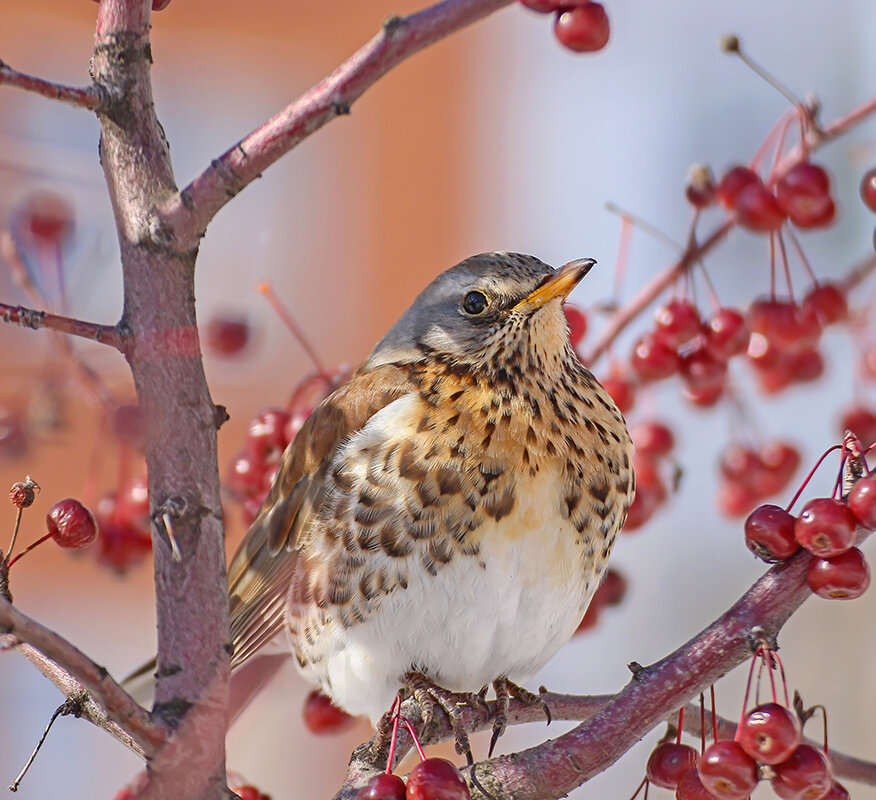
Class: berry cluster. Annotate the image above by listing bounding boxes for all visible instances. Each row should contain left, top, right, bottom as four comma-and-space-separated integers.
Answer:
519, 1, 610, 54
718, 440, 801, 518
639, 653, 848, 800
744, 445, 874, 601
302, 688, 357, 735
356, 758, 469, 800
625, 421, 675, 530
92, 478, 153, 575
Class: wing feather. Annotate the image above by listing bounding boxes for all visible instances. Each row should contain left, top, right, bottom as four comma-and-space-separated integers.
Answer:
227, 363, 412, 669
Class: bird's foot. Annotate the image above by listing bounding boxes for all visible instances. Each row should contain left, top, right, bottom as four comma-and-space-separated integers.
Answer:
489, 677, 552, 756
403, 671, 489, 764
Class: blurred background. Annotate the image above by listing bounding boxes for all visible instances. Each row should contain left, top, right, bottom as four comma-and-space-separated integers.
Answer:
1, 1, 876, 798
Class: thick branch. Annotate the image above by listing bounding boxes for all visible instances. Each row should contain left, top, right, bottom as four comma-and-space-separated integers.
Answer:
0, 595, 168, 757
0, 301, 123, 350
0, 59, 103, 109
158, 0, 513, 250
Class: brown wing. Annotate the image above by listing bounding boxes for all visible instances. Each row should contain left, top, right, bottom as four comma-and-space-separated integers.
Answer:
226, 363, 412, 669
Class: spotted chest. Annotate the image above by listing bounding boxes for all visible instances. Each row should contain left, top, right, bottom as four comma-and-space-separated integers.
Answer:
286, 357, 634, 716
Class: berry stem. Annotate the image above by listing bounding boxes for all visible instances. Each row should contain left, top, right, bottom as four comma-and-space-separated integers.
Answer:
676, 707, 684, 744
776, 231, 795, 301
723, 36, 803, 111
385, 694, 403, 772
785, 444, 843, 513
627, 776, 648, 800
398, 715, 427, 761
785, 228, 819, 284
6, 532, 52, 568
699, 693, 706, 753
7, 507, 23, 562
769, 232, 778, 300
711, 685, 718, 744
257, 281, 326, 373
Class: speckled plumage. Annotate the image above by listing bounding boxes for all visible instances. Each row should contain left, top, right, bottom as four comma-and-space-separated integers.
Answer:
226, 252, 634, 721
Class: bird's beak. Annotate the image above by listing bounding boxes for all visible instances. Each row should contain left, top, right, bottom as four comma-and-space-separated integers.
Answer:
513, 258, 596, 311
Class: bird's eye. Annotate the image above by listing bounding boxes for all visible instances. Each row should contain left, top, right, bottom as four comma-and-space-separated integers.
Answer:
462, 290, 490, 316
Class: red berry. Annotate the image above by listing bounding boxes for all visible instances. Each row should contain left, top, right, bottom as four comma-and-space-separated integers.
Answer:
772, 744, 833, 800
356, 773, 407, 800
860, 167, 876, 213
654, 300, 702, 350
9, 477, 38, 509
758, 441, 801, 495
683, 383, 724, 408
748, 299, 822, 355
794, 498, 857, 558
233, 787, 271, 800
734, 182, 786, 232
840, 406, 876, 448
705, 308, 749, 361
594, 567, 627, 607
786, 349, 824, 384
153, 0, 172, 9
93, 493, 152, 574
302, 689, 356, 735
802, 284, 847, 326
575, 600, 601, 633
820, 783, 850, 800
849, 474, 876, 529
789, 198, 836, 230
205, 313, 251, 357
631, 333, 680, 381
17, 191, 75, 246
646, 742, 699, 789
246, 408, 292, 462
697, 740, 758, 800
807, 547, 871, 599
745, 504, 799, 562
686, 164, 716, 209
738, 702, 801, 764
679, 347, 727, 392
719, 480, 760, 518
601, 374, 635, 415
775, 163, 833, 225
720, 444, 760, 485
553, 3, 610, 53
623, 455, 667, 531
47, 498, 98, 549
676, 768, 716, 800
564, 304, 588, 347
227, 450, 268, 499
519, 0, 561, 12
630, 421, 675, 458
405, 758, 470, 800
717, 166, 761, 210
116, 476, 151, 533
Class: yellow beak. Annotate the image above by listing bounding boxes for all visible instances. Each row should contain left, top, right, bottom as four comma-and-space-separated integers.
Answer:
513, 258, 595, 311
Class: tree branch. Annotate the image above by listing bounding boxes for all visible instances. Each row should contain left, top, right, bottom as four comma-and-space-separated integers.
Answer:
0, 595, 169, 757
0, 301, 123, 350
0, 59, 103, 110
157, 0, 513, 251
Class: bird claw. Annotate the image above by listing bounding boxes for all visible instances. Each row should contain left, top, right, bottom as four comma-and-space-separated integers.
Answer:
404, 672, 487, 764
489, 677, 552, 757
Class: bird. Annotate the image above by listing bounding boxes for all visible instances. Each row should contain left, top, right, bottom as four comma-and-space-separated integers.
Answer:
225, 251, 635, 751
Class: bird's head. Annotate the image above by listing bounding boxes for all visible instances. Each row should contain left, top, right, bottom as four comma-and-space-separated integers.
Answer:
365, 252, 595, 374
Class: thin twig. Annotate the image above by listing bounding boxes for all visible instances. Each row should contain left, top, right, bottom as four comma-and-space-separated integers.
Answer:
9, 698, 77, 791
0, 60, 103, 110
0, 595, 168, 757
0, 301, 122, 350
